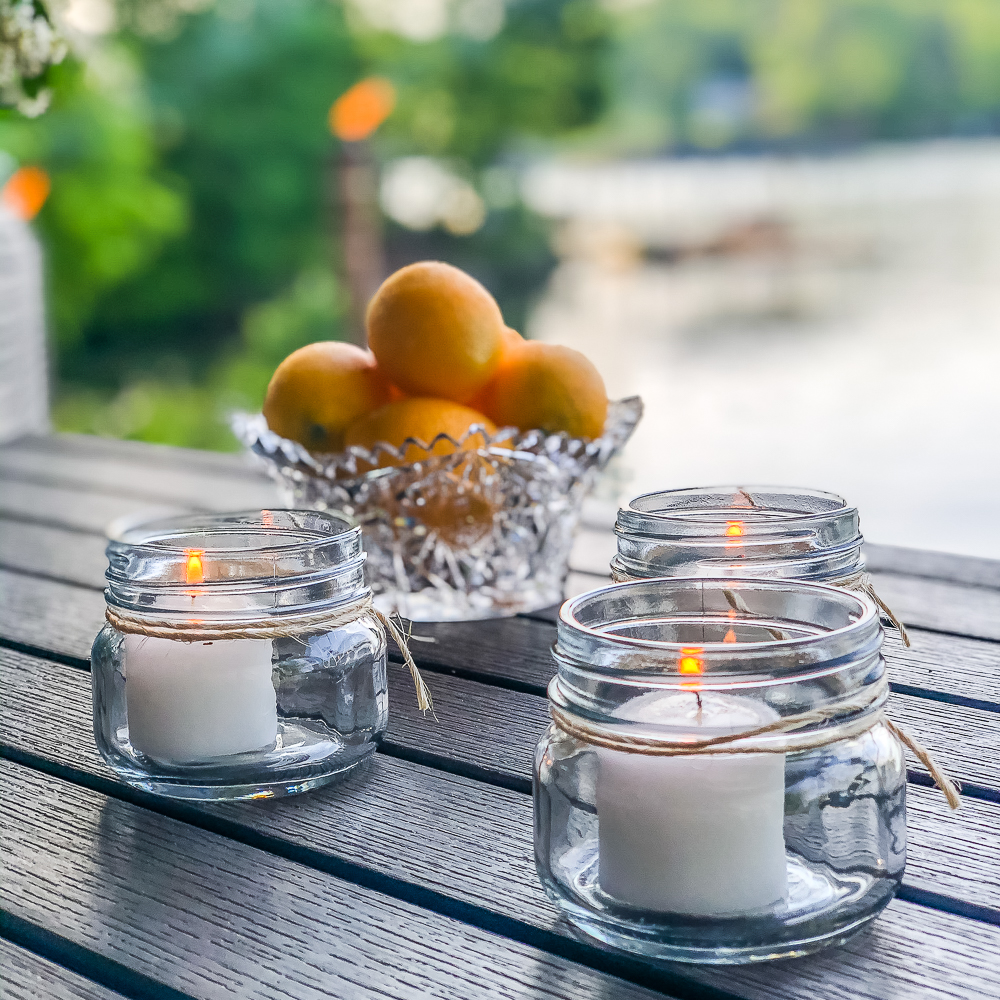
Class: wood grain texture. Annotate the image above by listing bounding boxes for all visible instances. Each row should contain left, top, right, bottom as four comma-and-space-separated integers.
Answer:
399, 616, 1000, 711
10, 455, 1000, 653
865, 542, 1000, 590
2, 647, 998, 915
0, 521, 108, 590
0, 569, 106, 661
0, 939, 128, 1000
869, 571, 1000, 643
3, 649, 1000, 1000
1, 566, 997, 797
0, 477, 185, 536
10, 432, 270, 477
2, 760, 672, 1000
0, 441, 279, 512
692, 904, 1000, 1000
885, 629, 1000, 708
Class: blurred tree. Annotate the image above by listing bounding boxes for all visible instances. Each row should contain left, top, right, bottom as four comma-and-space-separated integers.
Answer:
0, 55, 187, 348
10, 0, 1000, 450
603, 0, 1000, 153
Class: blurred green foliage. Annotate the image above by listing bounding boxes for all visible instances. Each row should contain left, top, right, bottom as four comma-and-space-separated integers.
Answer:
604, 0, 1000, 151
3, 0, 1000, 450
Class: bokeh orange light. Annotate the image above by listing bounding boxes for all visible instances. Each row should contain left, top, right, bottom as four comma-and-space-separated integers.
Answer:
2, 166, 51, 220
330, 77, 396, 141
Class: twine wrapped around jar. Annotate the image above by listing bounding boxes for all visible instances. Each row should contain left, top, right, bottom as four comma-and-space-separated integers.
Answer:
106, 596, 434, 713
550, 677, 960, 809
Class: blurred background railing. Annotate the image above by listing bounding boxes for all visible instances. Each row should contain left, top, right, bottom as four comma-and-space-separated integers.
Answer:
2, 0, 998, 555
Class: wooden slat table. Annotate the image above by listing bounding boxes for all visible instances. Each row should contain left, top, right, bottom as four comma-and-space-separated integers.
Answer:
2, 433, 998, 1000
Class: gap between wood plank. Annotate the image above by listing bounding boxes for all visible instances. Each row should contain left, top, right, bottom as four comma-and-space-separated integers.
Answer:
0, 912, 197, 1000
6, 646, 1000, 999
0, 748, 738, 1000
0, 563, 105, 593
4, 738, 998, 1000
4, 650, 999, 927
3, 634, 998, 804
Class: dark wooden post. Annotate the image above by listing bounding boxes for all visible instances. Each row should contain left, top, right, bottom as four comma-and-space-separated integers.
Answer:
336, 141, 384, 347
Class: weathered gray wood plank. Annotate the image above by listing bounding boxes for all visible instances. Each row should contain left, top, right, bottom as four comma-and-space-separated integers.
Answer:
1, 567, 998, 796
2, 647, 997, 915
0, 939, 128, 1000
2, 759, 674, 1000
0, 441, 279, 511
868, 570, 1000, 643
3, 650, 999, 1000
0, 521, 108, 590
865, 542, 1000, 590
0, 569, 105, 661
0, 477, 185, 536
691, 904, 1000, 1000
7, 437, 1000, 643
9, 432, 266, 477
9, 565, 994, 722
18, 434, 1000, 589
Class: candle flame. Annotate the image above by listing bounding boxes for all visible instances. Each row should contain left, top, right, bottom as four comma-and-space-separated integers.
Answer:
724, 628, 737, 643
725, 520, 744, 537
185, 549, 205, 586
678, 647, 703, 675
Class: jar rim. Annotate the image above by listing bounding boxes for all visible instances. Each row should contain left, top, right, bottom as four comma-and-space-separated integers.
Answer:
108, 508, 358, 557
621, 485, 853, 527
558, 576, 877, 654
104, 510, 367, 609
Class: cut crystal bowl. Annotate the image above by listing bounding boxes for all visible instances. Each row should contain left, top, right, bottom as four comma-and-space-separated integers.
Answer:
233, 397, 642, 620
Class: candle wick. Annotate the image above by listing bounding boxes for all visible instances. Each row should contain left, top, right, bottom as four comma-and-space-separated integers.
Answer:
694, 690, 703, 722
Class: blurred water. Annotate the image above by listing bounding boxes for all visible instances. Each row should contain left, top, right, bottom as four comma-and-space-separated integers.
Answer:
525, 140, 1000, 559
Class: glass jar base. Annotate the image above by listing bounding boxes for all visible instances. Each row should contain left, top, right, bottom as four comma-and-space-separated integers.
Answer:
101, 745, 378, 801
541, 846, 900, 965
560, 904, 879, 964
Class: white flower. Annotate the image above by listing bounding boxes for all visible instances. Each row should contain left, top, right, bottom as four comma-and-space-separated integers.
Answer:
0, 0, 69, 116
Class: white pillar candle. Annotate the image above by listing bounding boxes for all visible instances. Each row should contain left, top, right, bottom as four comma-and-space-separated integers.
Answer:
124, 635, 278, 764
597, 689, 787, 916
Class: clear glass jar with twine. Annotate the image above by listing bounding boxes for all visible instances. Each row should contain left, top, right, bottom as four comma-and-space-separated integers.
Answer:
611, 485, 910, 645
92, 509, 431, 801
534, 577, 958, 965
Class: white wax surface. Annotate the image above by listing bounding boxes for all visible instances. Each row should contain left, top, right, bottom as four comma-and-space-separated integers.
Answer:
597, 690, 787, 916
124, 635, 278, 764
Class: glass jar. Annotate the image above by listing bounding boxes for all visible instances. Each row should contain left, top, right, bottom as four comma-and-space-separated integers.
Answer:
612, 486, 864, 585
92, 510, 387, 800
534, 577, 905, 964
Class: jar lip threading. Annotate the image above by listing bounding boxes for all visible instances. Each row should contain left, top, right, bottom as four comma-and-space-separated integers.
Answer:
103, 509, 368, 613
620, 485, 854, 527
558, 576, 879, 654
107, 508, 359, 559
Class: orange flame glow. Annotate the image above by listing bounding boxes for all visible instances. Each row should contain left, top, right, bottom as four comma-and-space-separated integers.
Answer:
330, 77, 396, 141
185, 549, 205, 586
261, 509, 274, 528
2, 166, 50, 220
678, 647, 704, 675
724, 628, 737, 643
725, 520, 744, 537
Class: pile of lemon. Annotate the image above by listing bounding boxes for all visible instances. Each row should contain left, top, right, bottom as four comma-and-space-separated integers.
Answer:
263, 261, 608, 468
